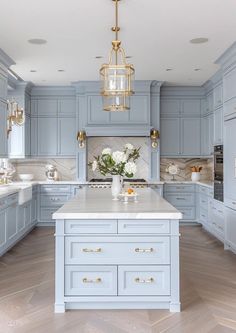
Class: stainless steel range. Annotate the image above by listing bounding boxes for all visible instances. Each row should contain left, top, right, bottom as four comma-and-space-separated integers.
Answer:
88, 178, 148, 189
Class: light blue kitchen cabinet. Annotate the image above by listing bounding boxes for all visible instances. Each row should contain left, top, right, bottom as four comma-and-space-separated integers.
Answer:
224, 117, 236, 203
0, 73, 7, 101
206, 91, 214, 114
224, 97, 236, 121
0, 209, 6, 248
129, 95, 150, 124
87, 95, 109, 125
59, 98, 76, 117
30, 117, 38, 156
0, 100, 8, 158
201, 113, 214, 156
223, 65, 236, 102
181, 118, 201, 156
213, 107, 223, 145
182, 99, 201, 116
6, 201, 17, 241
37, 117, 58, 156
160, 118, 180, 156
213, 83, 223, 109
160, 99, 181, 116
225, 207, 236, 253
37, 99, 58, 116
58, 118, 76, 156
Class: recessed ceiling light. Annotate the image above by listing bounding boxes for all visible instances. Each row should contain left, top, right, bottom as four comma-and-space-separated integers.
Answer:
58, 69, 65, 72
194, 68, 201, 71
190, 37, 208, 44
28, 38, 47, 45
30, 70, 37, 73
95, 56, 103, 59
166, 68, 173, 71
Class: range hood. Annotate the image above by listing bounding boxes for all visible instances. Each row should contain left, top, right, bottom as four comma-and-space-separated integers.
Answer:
73, 80, 162, 137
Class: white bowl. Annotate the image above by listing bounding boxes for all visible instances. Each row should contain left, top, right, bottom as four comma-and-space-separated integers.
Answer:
19, 174, 34, 181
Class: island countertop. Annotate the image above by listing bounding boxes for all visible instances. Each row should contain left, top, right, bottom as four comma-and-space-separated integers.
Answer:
53, 187, 182, 220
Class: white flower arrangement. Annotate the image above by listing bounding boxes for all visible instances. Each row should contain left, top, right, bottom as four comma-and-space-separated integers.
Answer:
88, 143, 140, 178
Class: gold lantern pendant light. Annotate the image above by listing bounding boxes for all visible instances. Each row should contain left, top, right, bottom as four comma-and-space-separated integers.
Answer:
100, 0, 135, 112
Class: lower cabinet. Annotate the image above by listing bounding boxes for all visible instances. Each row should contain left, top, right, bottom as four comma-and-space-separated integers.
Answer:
0, 188, 38, 256
225, 206, 236, 253
164, 184, 196, 222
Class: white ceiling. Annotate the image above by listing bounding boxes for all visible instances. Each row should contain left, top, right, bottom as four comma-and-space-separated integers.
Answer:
1, 0, 236, 86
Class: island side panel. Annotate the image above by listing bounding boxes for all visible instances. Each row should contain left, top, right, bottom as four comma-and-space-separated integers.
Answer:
55, 219, 65, 313
170, 219, 181, 312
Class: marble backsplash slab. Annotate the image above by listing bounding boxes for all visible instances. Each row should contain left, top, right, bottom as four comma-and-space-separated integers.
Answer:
12, 159, 76, 181
160, 158, 213, 181
11, 156, 213, 182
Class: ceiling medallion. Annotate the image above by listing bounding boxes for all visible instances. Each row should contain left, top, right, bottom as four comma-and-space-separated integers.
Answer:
100, 0, 135, 112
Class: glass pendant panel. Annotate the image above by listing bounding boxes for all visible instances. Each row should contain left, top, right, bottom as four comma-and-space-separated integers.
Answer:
102, 94, 130, 112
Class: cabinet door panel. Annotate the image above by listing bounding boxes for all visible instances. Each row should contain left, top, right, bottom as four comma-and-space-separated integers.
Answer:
37, 99, 57, 116
224, 66, 236, 102
213, 107, 223, 145
0, 100, 7, 157
59, 99, 76, 117
213, 83, 223, 109
182, 100, 201, 116
225, 207, 236, 250
160, 118, 180, 156
0, 210, 6, 247
161, 100, 180, 116
37, 118, 57, 156
58, 118, 76, 156
0, 74, 7, 101
17, 205, 25, 232
129, 95, 150, 124
7, 204, 17, 240
87, 95, 109, 124
30, 117, 38, 156
224, 118, 236, 202
182, 118, 201, 156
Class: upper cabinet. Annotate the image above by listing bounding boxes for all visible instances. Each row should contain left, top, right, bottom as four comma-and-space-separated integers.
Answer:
223, 65, 236, 103
0, 49, 15, 158
30, 87, 76, 157
160, 87, 204, 157
213, 83, 223, 109
74, 81, 161, 136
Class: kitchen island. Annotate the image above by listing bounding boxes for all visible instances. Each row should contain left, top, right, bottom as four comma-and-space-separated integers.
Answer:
53, 188, 182, 313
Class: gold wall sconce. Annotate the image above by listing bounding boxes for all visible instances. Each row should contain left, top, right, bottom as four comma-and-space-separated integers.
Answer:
77, 131, 86, 148
7, 99, 25, 138
150, 129, 160, 148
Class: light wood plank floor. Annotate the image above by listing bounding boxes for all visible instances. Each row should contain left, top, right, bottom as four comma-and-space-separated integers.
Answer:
0, 226, 236, 333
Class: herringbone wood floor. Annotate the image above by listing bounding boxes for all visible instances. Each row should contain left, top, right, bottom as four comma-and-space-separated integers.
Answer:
0, 226, 236, 333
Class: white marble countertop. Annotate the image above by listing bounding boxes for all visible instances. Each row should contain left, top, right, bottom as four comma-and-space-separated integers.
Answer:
53, 188, 183, 220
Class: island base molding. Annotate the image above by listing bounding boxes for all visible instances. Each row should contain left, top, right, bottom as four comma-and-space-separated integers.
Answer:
55, 298, 180, 312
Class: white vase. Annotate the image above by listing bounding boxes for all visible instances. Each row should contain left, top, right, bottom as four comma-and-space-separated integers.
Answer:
191, 172, 201, 182
111, 175, 122, 200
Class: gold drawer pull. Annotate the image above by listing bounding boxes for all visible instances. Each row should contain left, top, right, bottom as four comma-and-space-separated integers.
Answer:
82, 248, 102, 253
82, 277, 102, 283
135, 248, 154, 253
135, 277, 154, 284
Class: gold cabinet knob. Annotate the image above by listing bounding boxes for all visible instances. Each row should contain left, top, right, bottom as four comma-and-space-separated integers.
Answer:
134, 277, 154, 283
135, 248, 154, 253
82, 278, 102, 283
82, 248, 102, 253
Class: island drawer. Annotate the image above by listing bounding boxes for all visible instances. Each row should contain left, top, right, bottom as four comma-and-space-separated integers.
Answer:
164, 184, 195, 193
118, 265, 170, 296
65, 265, 117, 296
65, 236, 170, 265
65, 219, 117, 234
118, 219, 170, 234
164, 193, 195, 206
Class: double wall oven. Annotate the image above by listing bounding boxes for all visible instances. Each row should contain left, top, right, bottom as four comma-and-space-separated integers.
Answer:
214, 145, 224, 202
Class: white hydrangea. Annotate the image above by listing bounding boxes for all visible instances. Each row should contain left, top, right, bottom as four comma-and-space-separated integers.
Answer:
92, 160, 97, 172
112, 151, 127, 164
125, 143, 134, 150
102, 148, 112, 155
124, 162, 137, 175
